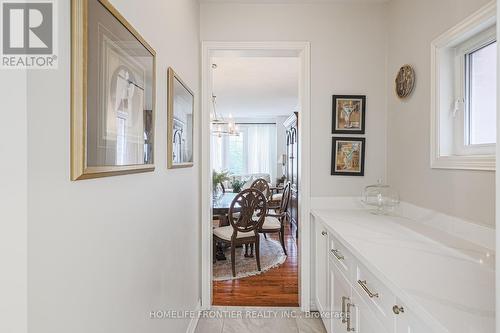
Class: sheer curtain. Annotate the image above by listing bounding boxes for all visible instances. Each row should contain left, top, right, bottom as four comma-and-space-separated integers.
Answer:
211, 124, 277, 181
246, 125, 276, 180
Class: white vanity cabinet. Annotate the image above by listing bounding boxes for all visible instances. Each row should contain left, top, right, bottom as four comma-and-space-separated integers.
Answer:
313, 218, 432, 333
314, 221, 329, 315
350, 289, 388, 333
393, 299, 432, 333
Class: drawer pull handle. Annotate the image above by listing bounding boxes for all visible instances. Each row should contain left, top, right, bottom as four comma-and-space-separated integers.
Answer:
341, 296, 349, 323
331, 249, 345, 261
357, 280, 379, 298
321, 231, 327, 236
393, 305, 404, 315
346, 301, 355, 332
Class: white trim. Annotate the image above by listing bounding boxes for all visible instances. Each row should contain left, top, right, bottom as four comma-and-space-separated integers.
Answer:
200, 41, 312, 311
430, 1, 496, 171
185, 300, 201, 333
431, 154, 495, 171
495, 2, 500, 330
455, 27, 496, 155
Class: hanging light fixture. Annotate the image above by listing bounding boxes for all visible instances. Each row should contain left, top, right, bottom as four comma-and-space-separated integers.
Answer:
210, 64, 240, 137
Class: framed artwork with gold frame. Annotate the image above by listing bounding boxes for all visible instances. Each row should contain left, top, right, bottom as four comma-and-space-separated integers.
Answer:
71, 0, 156, 180
167, 67, 194, 169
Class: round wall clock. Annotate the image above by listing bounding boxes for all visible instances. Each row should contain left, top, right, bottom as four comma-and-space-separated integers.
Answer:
395, 65, 415, 99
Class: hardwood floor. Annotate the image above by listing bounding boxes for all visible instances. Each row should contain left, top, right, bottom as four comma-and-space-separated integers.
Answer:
212, 223, 299, 307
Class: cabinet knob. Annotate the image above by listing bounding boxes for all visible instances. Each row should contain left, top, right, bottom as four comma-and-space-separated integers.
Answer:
392, 305, 404, 315
321, 231, 327, 236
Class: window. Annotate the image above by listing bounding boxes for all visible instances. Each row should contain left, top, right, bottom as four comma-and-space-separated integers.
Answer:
454, 27, 497, 156
431, 3, 496, 171
467, 41, 497, 146
226, 134, 244, 175
211, 124, 277, 180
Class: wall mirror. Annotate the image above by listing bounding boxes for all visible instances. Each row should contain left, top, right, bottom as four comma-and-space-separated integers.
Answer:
167, 67, 194, 169
71, 0, 156, 180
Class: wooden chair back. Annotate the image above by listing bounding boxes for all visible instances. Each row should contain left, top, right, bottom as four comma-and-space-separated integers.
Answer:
278, 182, 292, 214
228, 188, 267, 234
250, 178, 271, 201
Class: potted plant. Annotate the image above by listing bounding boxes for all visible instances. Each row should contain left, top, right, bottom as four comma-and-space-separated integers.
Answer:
212, 170, 230, 196
231, 179, 245, 193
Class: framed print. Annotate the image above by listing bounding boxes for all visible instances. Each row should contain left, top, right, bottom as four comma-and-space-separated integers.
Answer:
167, 67, 194, 169
71, 0, 156, 180
331, 137, 365, 176
332, 95, 366, 134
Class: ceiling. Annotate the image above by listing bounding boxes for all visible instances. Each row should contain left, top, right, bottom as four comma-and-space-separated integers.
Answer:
200, 0, 388, 3
212, 57, 299, 118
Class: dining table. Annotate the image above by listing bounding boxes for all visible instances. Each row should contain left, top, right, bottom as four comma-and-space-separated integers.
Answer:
212, 192, 237, 228
212, 192, 237, 261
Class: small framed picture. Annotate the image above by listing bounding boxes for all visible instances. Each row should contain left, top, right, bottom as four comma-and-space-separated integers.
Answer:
331, 137, 365, 176
332, 95, 366, 134
167, 67, 194, 169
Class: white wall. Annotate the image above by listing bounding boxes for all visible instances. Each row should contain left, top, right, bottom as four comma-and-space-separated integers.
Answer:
201, 2, 389, 197
386, 0, 495, 227
0, 70, 27, 333
27, 1, 200, 333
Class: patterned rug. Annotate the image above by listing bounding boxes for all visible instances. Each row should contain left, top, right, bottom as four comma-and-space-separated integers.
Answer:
213, 235, 287, 281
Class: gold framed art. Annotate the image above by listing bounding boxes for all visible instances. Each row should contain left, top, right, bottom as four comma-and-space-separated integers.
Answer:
167, 67, 194, 169
71, 0, 156, 180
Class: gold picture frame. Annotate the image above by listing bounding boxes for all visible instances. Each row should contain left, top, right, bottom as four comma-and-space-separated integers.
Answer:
167, 67, 194, 169
71, 0, 156, 180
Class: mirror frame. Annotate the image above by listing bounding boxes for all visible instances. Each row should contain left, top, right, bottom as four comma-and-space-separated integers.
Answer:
71, 0, 156, 180
167, 67, 195, 169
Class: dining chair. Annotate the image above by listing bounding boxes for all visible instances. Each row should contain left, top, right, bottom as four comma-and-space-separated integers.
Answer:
259, 182, 291, 255
213, 188, 267, 277
250, 178, 272, 202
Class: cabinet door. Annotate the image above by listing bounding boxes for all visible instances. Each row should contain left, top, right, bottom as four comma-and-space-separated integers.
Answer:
314, 222, 329, 314
330, 263, 351, 333
350, 290, 389, 333
394, 302, 432, 333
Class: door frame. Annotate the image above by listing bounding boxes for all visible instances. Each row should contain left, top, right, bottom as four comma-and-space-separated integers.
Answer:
200, 41, 311, 311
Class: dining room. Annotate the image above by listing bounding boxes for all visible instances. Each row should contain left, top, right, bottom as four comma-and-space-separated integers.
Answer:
209, 55, 301, 306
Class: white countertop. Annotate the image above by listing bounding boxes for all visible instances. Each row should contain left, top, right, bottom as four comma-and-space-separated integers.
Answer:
311, 208, 495, 333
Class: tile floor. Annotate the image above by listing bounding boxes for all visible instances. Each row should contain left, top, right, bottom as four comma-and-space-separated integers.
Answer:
194, 309, 326, 333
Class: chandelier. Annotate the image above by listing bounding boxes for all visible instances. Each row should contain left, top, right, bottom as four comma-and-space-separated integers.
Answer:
211, 94, 239, 137
210, 64, 240, 137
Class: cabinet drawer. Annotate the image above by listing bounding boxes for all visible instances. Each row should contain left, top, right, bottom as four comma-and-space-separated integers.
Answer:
355, 262, 396, 332
328, 236, 352, 277
394, 298, 433, 333
350, 288, 390, 333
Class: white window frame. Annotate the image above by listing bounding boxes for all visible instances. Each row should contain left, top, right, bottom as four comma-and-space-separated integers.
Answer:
431, 1, 496, 171
454, 27, 496, 156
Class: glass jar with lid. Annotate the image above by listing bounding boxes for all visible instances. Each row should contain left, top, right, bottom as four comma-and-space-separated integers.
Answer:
361, 180, 400, 215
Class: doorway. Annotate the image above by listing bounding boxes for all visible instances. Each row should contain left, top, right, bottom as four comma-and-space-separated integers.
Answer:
200, 42, 311, 310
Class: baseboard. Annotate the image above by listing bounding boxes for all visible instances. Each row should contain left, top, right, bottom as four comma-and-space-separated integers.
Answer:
186, 299, 201, 333
309, 301, 318, 312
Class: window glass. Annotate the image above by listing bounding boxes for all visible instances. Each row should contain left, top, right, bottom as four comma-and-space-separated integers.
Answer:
468, 41, 497, 145
226, 134, 244, 175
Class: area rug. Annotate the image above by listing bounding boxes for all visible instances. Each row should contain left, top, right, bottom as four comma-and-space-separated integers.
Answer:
213, 236, 287, 281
